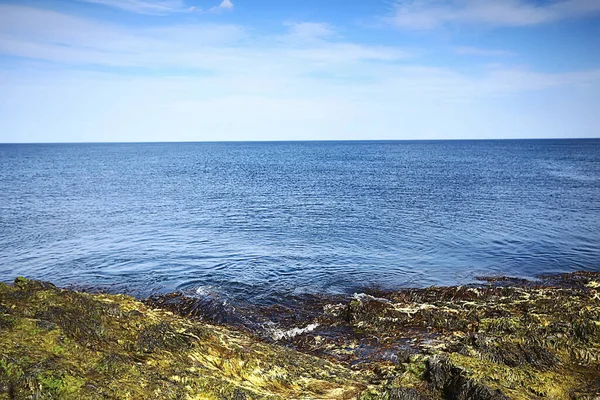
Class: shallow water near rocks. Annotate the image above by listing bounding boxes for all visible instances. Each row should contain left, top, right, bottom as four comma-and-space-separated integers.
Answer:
1, 140, 599, 308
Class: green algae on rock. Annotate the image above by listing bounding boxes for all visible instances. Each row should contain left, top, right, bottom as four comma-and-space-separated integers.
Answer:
1, 272, 600, 399
0, 278, 366, 399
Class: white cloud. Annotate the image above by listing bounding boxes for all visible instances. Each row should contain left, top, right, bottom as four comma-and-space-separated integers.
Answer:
390, 0, 600, 29
5, 4, 595, 93
0, 4, 599, 142
211, 0, 234, 12
0, 5, 406, 71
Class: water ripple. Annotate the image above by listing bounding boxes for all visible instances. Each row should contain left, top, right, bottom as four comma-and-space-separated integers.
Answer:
0, 140, 599, 305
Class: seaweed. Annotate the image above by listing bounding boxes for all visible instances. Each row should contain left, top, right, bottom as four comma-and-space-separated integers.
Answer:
0, 278, 366, 399
1, 272, 599, 399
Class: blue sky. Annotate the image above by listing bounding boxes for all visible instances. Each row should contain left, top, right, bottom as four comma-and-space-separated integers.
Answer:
1, 0, 599, 142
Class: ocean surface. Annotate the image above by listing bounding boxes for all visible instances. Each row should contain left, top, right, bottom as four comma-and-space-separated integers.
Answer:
1, 140, 599, 306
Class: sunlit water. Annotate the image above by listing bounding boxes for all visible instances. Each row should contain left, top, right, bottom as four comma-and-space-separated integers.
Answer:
1, 140, 599, 306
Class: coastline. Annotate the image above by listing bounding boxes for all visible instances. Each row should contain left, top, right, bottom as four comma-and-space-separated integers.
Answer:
1, 271, 599, 399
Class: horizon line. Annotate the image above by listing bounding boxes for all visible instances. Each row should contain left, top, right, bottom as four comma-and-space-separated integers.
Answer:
1, 137, 599, 145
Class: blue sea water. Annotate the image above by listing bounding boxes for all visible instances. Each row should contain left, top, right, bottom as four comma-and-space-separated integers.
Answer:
0, 140, 599, 305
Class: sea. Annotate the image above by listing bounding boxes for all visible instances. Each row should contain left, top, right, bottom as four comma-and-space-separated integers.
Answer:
1, 140, 599, 307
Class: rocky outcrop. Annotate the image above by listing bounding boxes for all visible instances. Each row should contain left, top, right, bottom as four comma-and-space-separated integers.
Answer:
1, 271, 600, 399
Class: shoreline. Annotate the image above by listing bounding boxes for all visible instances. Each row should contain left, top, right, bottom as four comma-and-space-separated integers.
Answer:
1, 271, 599, 399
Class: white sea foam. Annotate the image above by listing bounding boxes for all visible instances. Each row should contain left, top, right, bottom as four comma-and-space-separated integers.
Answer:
352, 293, 391, 303
269, 323, 319, 341
195, 286, 216, 296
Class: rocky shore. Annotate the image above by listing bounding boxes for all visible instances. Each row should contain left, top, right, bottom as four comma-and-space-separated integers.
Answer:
1, 271, 599, 399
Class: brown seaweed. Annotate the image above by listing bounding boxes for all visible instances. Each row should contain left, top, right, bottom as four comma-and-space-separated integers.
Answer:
1, 271, 599, 399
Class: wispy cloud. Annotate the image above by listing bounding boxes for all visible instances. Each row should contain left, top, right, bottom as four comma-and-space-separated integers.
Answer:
1, 4, 597, 94
1, 4, 599, 141
283, 22, 337, 42
0, 5, 406, 71
390, 0, 600, 30
76, 0, 193, 15
211, 0, 234, 12
454, 46, 514, 57
77, 0, 232, 15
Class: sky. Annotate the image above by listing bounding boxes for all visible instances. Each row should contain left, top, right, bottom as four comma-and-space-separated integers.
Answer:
0, 0, 599, 142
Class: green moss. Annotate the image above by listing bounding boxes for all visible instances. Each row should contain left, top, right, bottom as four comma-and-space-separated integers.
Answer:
35, 373, 85, 398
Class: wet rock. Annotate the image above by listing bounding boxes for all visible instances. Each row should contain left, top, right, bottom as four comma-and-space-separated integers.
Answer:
387, 387, 431, 400
475, 276, 532, 286
35, 319, 58, 331
459, 333, 559, 370
13, 276, 56, 292
228, 388, 248, 400
33, 294, 119, 346
137, 322, 194, 353
425, 356, 510, 400
0, 314, 15, 330
146, 291, 243, 325
345, 296, 395, 325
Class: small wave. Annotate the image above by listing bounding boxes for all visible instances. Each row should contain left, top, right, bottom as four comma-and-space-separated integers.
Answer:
352, 293, 391, 303
195, 285, 217, 296
267, 323, 320, 341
